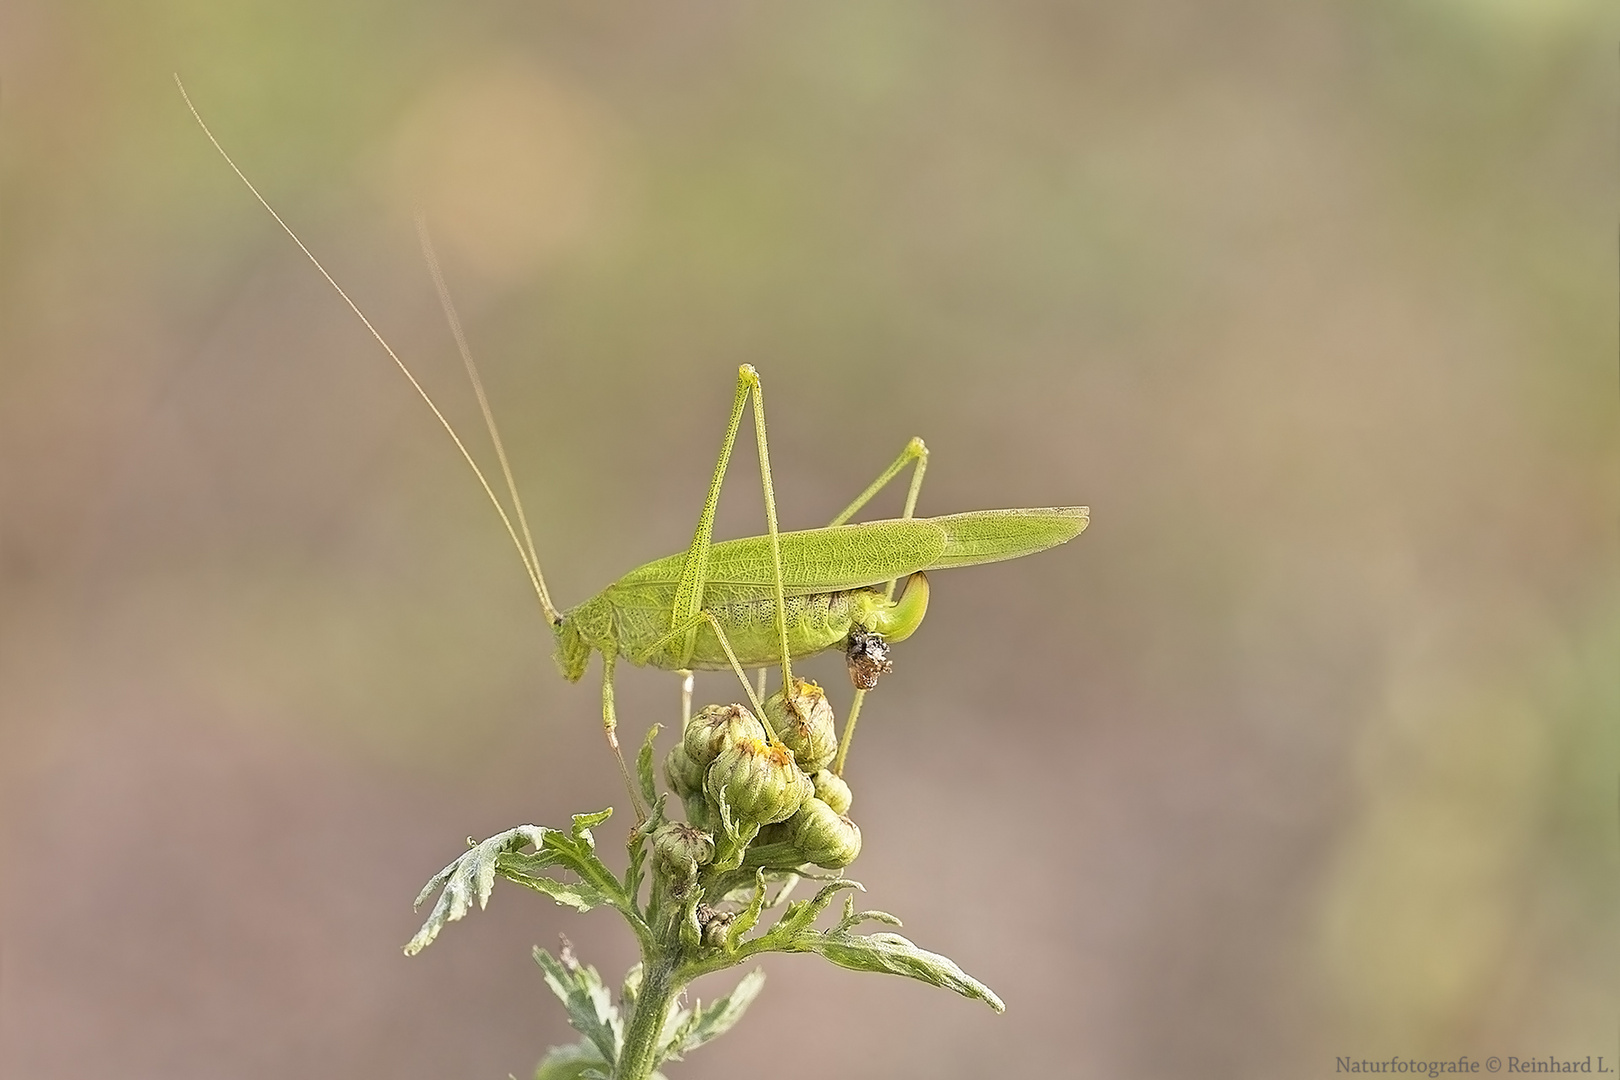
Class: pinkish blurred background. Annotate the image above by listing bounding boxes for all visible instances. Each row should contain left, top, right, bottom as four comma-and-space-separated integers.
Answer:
1, 3, 1614, 1078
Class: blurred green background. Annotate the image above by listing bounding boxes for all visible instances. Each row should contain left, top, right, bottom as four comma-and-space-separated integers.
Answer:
1, 2, 1614, 1077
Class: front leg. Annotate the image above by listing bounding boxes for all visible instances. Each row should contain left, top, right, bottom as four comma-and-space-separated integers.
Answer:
599, 651, 647, 819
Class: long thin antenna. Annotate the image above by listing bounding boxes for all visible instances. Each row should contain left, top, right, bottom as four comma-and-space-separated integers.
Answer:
412, 213, 552, 620
175, 74, 561, 627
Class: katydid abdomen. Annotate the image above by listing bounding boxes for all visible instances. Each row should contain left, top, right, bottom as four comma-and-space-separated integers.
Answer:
608, 578, 928, 673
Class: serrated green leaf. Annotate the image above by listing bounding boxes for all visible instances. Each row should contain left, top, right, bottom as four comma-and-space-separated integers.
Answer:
808, 931, 1005, 1013
500, 849, 566, 882
624, 795, 667, 905
725, 871, 770, 951
637, 724, 662, 809
502, 866, 613, 912
843, 910, 902, 930
656, 1007, 702, 1065
835, 897, 902, 934
404, 825, 552, 955
571, 809, 613, 844
671, 969, 766, 1055
774, 879, 862, 939
490, 811, 633, 922
533, 948, 623, 1063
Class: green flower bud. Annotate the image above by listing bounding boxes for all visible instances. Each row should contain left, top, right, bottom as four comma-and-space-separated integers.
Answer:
697, 904, 735, 948
764, 678, 838, 775
683, 703, 762, 769
663, 740, 706, 799
704, 734, 813, 827
787, 796, 862, 869
652, 822, 715, 883
810, 769, 852, 815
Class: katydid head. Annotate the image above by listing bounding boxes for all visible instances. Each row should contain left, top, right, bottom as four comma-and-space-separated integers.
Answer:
553, 616, 592, 683
553, 594, 614, 682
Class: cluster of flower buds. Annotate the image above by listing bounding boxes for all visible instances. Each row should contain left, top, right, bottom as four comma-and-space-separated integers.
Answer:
663, 679, 862, 871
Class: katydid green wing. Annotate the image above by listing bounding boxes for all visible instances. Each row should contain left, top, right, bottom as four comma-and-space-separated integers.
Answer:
614, 508, 1088, 597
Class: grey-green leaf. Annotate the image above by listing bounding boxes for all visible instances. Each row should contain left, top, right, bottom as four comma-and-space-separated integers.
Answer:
571, 809, 613, 843
405, 825, 552, 955
637, 723, 661, 809
676, 969, 766, 1053
774, 879, 861, 939
503, 868, 613, 912
809, 931, 1005, 1013
725, 872, 770, 951
533, 948, 623, 1064
835, 902, 902, 934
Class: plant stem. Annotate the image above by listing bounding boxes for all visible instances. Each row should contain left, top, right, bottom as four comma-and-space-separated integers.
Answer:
615, 953, 682, 1080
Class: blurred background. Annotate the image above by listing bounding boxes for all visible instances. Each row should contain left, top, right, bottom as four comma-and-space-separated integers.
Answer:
1, 2, 1614, 1077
